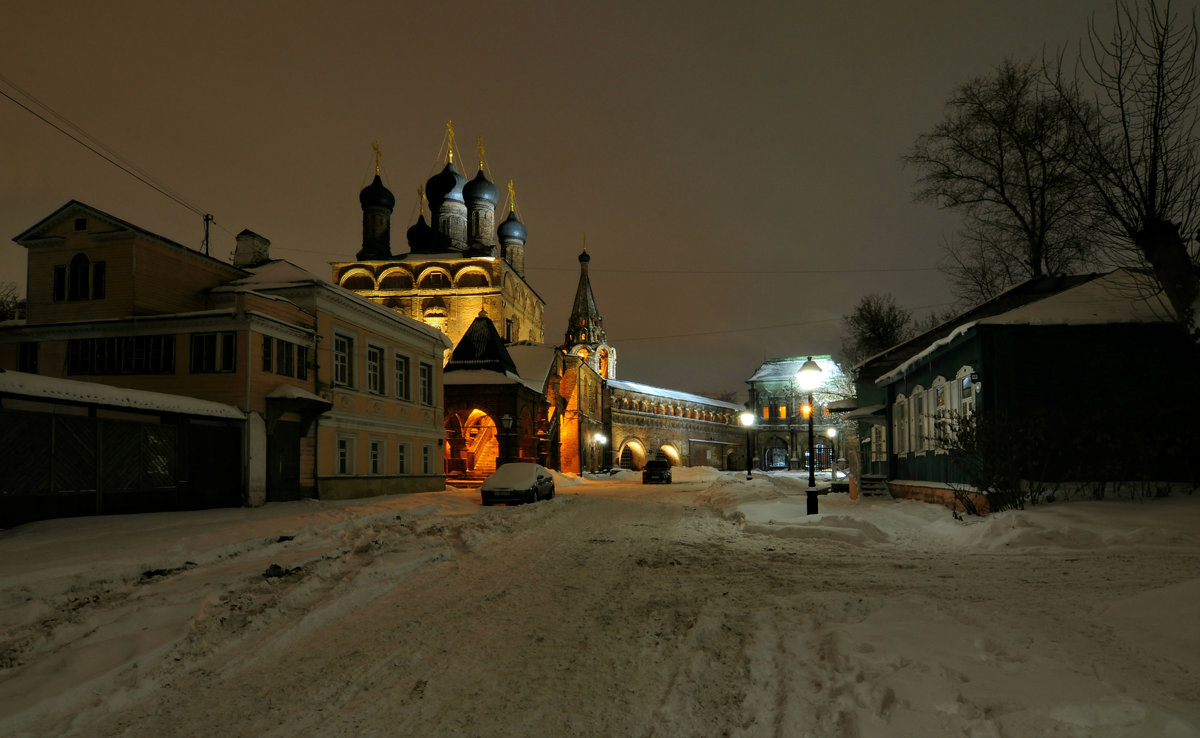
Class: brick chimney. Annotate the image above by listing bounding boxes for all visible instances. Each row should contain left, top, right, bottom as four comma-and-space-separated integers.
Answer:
233, 229, 271, 267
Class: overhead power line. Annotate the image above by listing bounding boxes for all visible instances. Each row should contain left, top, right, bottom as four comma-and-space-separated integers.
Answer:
615, 302, 954, 342
0, 73, 229, 241
530, 266, 941, 275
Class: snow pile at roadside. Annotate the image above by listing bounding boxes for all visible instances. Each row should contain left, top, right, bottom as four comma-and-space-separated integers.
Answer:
2, 471, 1198, 737
724, 477, 1200, 552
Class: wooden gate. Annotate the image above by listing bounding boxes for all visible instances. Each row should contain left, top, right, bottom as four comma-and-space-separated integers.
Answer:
0, 408, 243, 528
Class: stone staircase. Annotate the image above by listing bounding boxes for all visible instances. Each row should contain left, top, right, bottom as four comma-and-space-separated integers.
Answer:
859, 474, 889, 497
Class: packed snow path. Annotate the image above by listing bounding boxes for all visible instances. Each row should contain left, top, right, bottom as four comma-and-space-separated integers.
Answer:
1, 470, 1198, 736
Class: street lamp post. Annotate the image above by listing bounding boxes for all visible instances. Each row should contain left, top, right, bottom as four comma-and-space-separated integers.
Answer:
739, 409, 755, 480
593, 432, 607, 473
796, 356, 822, 515
826, 427, 838, 479
500, 413, 513, 466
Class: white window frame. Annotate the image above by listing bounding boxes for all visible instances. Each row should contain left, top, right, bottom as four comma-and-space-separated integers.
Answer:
394, 354, 411, 401
930, 377, 948, 451
422, 445, 432, 474
956, 365, 978, 417
419, 362, 434, 405
369, 437, 385, 475
333, 333, 355, 387
870, 425, 886, 463
336, 434, 356, 475
367, 345, 385, 395
397, 442, 410, 474
893, 394, 908, 456
911, 385, 927, 454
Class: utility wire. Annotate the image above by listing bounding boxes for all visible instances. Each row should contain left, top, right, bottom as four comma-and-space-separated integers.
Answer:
265, 242, 944, 276
530, 266, 942, 275
615, 302, 954, 342
0, 74, 233, 238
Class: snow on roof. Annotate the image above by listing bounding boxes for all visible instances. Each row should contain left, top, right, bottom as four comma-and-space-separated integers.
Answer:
878, 269, 1173, 384
265, 384, 332, 406
442, 369, 525, 387
506, 343, 560, 391
747, 355, 842, 383
217, 259, 324, 288
608, 379, 741, 410
0, 370, 245, 419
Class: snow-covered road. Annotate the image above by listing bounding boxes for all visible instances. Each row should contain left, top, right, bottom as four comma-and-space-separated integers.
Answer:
2, 469, 1198, 736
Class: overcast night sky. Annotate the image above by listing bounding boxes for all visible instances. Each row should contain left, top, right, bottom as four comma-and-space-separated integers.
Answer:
1, 1, 1118, 398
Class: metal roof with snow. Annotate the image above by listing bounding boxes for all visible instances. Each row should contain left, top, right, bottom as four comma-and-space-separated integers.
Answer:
0, 370, 245, 419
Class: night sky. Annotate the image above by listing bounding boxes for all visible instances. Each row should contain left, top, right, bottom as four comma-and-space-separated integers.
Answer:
1, 1, 1113, 398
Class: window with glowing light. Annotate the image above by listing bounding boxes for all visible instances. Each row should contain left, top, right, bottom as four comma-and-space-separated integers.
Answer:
957, 366, 977, 416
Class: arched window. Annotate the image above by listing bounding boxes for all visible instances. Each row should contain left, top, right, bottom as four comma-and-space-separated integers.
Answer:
341, 273, 375, 291
454, 270, 489, 288
419, 271, 451, 289
378, 271, 414, 291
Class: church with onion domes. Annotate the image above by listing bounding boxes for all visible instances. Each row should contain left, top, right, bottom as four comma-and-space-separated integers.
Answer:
331, 132, 544, 352
332, 126, 744, 480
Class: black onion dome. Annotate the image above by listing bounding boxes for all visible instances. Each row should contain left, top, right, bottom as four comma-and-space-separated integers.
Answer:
578, 249, 590, 264
425, 161, 466, 209
497, 210, 527, 242
406, 213, 433, 251
359, 174, 395, 211
463, 169, 499, 206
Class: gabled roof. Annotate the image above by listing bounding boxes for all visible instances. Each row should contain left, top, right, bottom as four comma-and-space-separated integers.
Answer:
507, 342, 561, 393
445, 311, 520, 377
13, 200, 247, 278
874, 269, 1175, 385
854, 273, 1102, 385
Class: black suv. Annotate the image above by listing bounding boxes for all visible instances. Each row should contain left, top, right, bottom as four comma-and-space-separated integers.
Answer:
642, 459, 672, 484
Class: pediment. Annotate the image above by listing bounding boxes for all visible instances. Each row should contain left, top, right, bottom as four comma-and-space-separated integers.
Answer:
14, 200, 138, 245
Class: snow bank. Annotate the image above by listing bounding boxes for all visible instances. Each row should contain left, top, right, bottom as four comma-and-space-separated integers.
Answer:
2, 471, 1197, 737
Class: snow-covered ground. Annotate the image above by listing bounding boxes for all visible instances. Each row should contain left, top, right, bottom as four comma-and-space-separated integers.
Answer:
1, 469, 1197, 737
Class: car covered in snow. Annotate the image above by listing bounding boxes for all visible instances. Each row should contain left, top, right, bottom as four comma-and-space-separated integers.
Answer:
641, 459, 672, 484
480, 463, 556, 506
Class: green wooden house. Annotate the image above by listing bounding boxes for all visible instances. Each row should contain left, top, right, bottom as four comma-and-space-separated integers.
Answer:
852, 269, 1199, 507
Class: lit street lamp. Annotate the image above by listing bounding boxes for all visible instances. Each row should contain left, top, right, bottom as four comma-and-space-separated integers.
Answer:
593, 432, 607, 473
739, 409, 755, 480
796, 356, 822, 515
